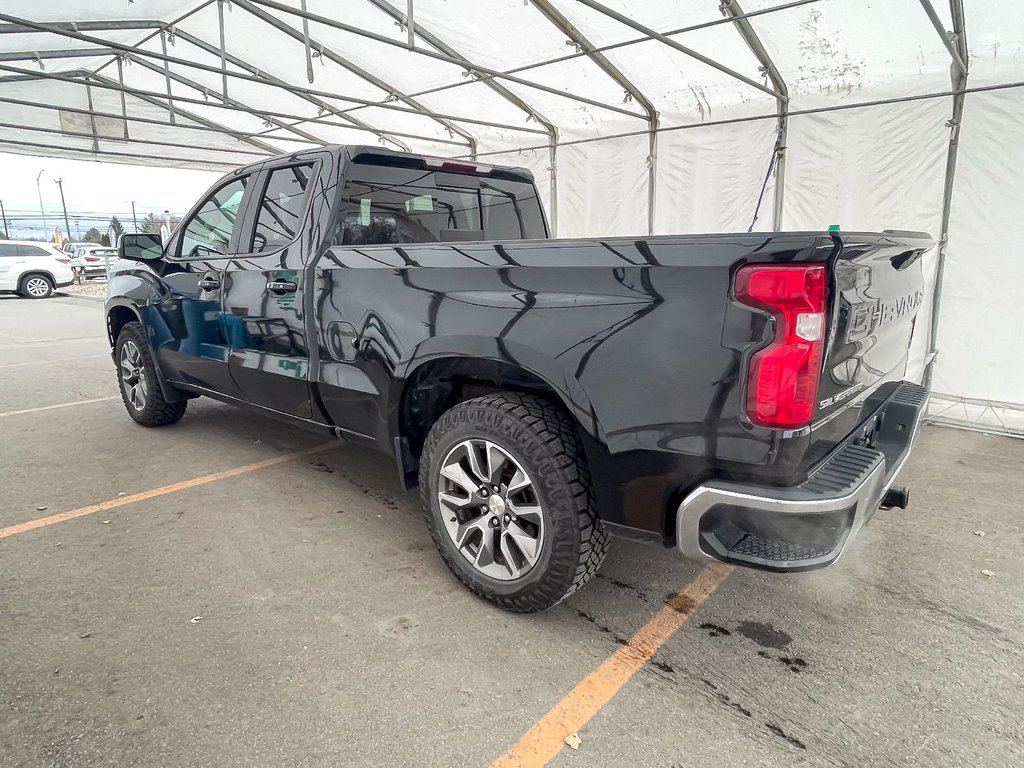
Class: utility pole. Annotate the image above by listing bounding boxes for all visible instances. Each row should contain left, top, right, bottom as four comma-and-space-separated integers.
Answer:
0, 199, 8, 238
53, 178, 72, 243
36, 170, 47, 237
131, 201, 139, 233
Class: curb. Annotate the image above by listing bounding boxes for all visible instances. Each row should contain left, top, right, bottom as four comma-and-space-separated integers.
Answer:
55, 292, 105, 304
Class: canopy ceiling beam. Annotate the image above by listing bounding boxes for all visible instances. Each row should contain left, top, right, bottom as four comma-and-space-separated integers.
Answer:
575, 0, 786, 102
173, 29, 415, 152
0, 119, 272, 159
529, 0, 657, 235
722, 0, 789, 230
0, 48, 119, 63
918, 0, 969, 77
0, 137, 240, 169
87, 70, 283, 156
0, 65, 281, 155
0, 64, 490, 145
124, 53, 336, 148
0, 94, 332, 147
926, 0, 969, 390
244, 0, 647, 121
0, 12, 546, 136
363, 0, 560, 229
0, 20, 161, 34
232, 0, 478, 158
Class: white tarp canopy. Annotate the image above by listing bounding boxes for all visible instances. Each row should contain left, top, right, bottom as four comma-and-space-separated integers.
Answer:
1, 0, 1022, 434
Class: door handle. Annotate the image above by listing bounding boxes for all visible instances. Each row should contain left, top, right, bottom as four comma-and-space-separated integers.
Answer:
266, 280, 298, 294
197, 277, 221, 291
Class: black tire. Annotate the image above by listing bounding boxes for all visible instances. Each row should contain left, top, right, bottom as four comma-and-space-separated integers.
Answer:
18, 273, 54, 299
420, 393, 609, 613
115, 322, 187, 427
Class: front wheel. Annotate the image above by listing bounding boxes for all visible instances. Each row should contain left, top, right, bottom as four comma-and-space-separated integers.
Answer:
115, 322, 187, 427
420, 393, 609, 612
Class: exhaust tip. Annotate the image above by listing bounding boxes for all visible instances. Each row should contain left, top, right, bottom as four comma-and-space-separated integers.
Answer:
881, 485, 911, 510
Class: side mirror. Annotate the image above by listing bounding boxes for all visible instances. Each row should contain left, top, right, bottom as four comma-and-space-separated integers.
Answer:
119, 232, 164, 262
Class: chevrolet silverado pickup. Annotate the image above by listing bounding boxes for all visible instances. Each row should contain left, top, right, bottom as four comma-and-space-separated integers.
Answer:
107, 145, 931, 612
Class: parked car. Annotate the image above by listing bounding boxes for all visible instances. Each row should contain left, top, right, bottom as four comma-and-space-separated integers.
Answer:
106, 146, 931, 612
0, 240, 75, 298
71, 245, 117, 278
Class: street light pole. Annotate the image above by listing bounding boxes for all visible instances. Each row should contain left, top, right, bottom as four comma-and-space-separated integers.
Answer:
36, 170, 47, 238
53, 178, 72, 243
131, 201, 139, 233
0, 199, 8, 238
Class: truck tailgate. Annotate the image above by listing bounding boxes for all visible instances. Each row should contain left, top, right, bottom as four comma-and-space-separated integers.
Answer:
815, 231, 932, 426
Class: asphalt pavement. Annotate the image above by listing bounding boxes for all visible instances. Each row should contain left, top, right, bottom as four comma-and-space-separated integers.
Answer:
1, 293, 1021, 768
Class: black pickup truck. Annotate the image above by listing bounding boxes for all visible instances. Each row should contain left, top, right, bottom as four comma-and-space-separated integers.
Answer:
107, 145, 931, 612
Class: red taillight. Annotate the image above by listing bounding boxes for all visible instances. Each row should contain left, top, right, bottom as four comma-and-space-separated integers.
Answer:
735, 264, 827, 429
56, 257, 70, 264
85, 256, 100, 262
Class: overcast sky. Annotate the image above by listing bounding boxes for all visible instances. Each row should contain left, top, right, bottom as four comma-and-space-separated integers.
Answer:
0, 151, 221, 240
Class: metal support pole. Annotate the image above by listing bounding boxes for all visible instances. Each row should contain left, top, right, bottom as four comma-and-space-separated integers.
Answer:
84, 82, 99, 151
159, 28, 175, 124
217, 0, 229, 100
530, 0, 657, 233
918, 0, 968, 77
116, 55, 129, 139
0, 199, 8, 238
722, 0, 789, 230
54, 178, 71, 242
406, 0, 415, 48
925, 0, 968, 390
131, 201, 139, 233
299, 0, 314, 83
35, 170, 46, 236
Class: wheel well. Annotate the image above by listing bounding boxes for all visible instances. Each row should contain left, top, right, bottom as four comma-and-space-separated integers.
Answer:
399, 358, 564, 468
107, 306, 139, 346
19, 271, 55, 286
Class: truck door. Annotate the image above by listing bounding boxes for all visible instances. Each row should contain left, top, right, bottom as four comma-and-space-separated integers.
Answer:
151, 169, 256, 398
222, 158, 321, 418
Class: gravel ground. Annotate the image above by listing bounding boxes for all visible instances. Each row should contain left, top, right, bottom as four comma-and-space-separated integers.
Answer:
59, 280, 108, 299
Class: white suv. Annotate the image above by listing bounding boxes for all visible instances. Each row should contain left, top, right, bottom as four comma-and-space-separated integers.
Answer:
0, 241, 75, 299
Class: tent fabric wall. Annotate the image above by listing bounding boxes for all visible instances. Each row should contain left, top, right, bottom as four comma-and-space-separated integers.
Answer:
1, 0, 1023, 433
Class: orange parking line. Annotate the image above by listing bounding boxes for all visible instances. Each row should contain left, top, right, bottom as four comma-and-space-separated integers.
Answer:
0, 396, 120, 418
490, 563, 734, 768
0, 443, 336, 540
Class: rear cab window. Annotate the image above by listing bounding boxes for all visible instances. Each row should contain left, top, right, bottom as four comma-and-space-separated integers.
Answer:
336, 155, 547, 246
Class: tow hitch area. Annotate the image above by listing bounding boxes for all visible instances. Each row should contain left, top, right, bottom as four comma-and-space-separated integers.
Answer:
881, 485, 911, 510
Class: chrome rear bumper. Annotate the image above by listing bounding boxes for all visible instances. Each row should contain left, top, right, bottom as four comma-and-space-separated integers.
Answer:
676, 382, 928, 572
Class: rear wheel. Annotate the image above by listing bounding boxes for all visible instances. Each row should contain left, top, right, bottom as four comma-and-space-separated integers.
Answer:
115, 322, 187, 427
19, 273, 54, 299
420, 393, 609, 612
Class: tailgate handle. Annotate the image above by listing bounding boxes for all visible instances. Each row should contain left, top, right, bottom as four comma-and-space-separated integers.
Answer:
197, 277, 221, 291
267, 279, 297, 294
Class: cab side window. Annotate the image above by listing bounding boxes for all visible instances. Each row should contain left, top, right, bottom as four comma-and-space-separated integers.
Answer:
178, 175, 251, 259
251, 164, 314, 252
0, 244, 19, 257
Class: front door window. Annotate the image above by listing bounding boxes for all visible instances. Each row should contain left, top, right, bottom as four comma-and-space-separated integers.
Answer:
178, 175, 251, 259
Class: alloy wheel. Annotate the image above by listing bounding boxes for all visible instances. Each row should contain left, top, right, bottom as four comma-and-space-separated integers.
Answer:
25, 277, 51, 297
119, 340, 148, 411
437, 439, 545, 581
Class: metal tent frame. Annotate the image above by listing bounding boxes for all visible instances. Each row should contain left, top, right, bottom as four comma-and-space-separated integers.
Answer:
0, 0, 994, 392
